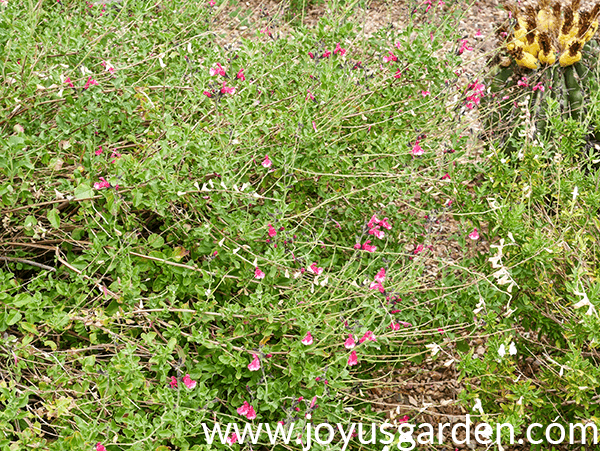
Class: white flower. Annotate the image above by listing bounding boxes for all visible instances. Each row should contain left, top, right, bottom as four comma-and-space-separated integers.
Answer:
492, 267, 516, 292
473, 298, 486, 315
573, 286, 596, 316
489, 239, 505, 268
508, 342, 517, 356
472, 398, 484, 414
426, 343, 441, 357
572, 186, 579, 201
498, 344, 506, 357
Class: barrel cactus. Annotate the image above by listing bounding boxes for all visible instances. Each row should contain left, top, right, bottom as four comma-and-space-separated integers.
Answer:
482, 0, 600, 151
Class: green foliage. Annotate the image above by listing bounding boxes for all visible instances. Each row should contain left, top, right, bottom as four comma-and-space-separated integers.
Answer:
3, 0, 600, 449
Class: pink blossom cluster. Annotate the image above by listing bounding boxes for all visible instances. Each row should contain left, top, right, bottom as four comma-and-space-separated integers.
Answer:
237, 401, 257, 420
169, 374, 197, 389
354, 240, 377, 252
203, 62, 245, 97
389, 321, 412, 330
83, 76, 98, 90
423, 0, 444, 12
93, 177, 110, 190
369, 267, 386, 293
458, 38, 472, 55
308, 42, 346, 59
347, 330, 377, 366
465, 80, 485, 109
383, 51, 398, 63
367, 214, 392, 239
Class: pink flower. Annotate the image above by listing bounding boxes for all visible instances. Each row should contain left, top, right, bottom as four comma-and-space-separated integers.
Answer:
209, 0, 216, 5
268, 224, 277, 238
237, 69, 245, 81
246, 405, 256, 420
375, 268, 386, 283
359, 330, 376, 343
306, 90, 315, 101
369, 281, 385, 293
64, 77, 74, 88
414, 244, 424, 254
394, 69, 402, 79
367, 214, 380, 229
468, 228, 479, 240
210, 62, 226, 77
399, 415, 409, 423
262, 155, 272, 168
254, 267, 265, 279
301, 332, 313, 345
322, 50, 331, 58
95, 146, 103, 156
110, 152, 121, 164
421, 90, 430, 97
310, 395, 317, 408
237, 401, 257, 419
344, 334, 356, 349
83, 76, 98, 90
334, 42, 346, 56
308, 263, 323, 275
379, 218, 392, 230
221, 82, 235, 95
227, 433, 238, 445
441, 173, 451, 180
368, 227, 385, 239
308, 52, 315, 59
353, 243, 361, 249
383, 51, 397, 63
348, 350, 358, 366
517, 76, 528, 87
169, 376, 178, 388
465, 80, 485, 109
362, 241, 377, 253
411, 141, 424, 156
183, 374, 197, 390
312, 121, 317, 132
101, 61, 115, 74
532, 81, 545, 92
388, 322, 401, 331
203, 90, 212, 98
93, 177, 111, 190
248, 353, 261, 371
458, 38, 472, 54
96, 443, 107, 451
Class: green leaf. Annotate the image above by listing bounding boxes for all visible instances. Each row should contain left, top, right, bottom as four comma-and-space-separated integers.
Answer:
21, 323, 38, 335
148, 234, 165, 248
24, 215, 37, 229
74, 183, 94, 200
47, 208, 60, 229
6, 310, 22, 326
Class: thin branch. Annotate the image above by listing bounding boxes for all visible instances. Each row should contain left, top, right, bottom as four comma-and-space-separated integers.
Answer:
0, 256, 56, 272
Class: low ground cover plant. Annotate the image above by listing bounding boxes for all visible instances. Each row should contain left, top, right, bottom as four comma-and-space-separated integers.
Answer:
1, 0, 600, 450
